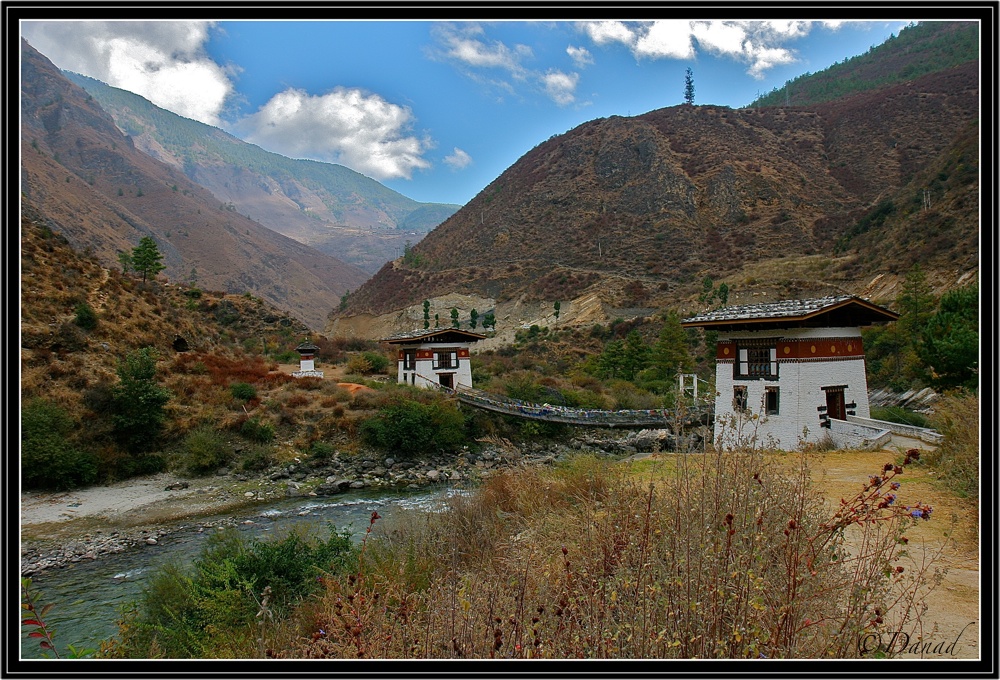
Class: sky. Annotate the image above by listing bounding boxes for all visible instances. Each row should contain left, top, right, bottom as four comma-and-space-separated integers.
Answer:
19, 15, 926, 207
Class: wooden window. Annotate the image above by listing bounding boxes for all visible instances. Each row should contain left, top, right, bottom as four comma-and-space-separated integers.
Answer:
765, 386, 780, 415
736, 344, 778, 379
433, 351, 458, 369
733, 386, 748, 412
402, 350, 416, 370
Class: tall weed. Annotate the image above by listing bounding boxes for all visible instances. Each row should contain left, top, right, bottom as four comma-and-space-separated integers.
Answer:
925, 390, 979, 502
286, 449, 940, 659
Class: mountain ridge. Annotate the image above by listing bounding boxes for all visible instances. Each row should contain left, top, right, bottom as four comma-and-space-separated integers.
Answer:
328, 22, 979, 339
20, 39, 369, 330
60, 71, 461, 274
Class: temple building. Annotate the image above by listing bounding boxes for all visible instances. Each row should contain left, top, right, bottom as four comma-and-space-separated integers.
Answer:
382, 328, 486, 390
681, 295, 899, 450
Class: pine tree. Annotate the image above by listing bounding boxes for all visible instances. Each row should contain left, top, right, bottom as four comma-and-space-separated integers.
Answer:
621, 330, 652, 381
919, 284, 978, 390
653, 311, 694, 380
896, 264, 935, 337
116, 250, 132, 275
111, 347, 171, 454
131, 236, 165, 283
684, 68, 695, 105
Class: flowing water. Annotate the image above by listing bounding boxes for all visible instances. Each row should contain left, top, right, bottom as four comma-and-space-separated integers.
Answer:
20, 485, 460, 659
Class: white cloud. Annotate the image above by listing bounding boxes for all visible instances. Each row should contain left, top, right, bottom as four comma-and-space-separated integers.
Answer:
431, 23, 531, 78
690, 21, 747, 55
541, 70, 579, 106
578, 20, 635, 47
634, 20, 696, 60
444, 147, 473, 170
433, 23, 586, 107
235, 87, 431, 181
566, 45, 593, 68
576, 19, 832, 79
20, 20, 234, 126
743, 44, 797, 78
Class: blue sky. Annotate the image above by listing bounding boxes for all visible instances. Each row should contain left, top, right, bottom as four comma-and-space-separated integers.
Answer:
20, 17, 925, 206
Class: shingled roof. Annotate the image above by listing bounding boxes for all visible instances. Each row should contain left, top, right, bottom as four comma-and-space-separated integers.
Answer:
681, 295, 898, 330
382, 328, 487, 344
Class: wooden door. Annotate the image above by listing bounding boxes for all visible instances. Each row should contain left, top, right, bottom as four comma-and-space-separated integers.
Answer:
825, 387, 846, 421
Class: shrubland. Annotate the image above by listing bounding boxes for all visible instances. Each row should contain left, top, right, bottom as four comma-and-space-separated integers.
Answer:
103, 449, 943, 659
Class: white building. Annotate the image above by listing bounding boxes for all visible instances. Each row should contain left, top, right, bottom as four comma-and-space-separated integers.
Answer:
292, 341, 324, 378
682, 296, 898, 450
383, 329, 486, 390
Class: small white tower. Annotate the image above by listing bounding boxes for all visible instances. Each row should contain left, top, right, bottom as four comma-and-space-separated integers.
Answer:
292, 341, 324, 378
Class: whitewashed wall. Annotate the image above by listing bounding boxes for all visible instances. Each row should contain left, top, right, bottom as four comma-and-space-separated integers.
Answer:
713, 327, 870, 450
396, 341, 474, 390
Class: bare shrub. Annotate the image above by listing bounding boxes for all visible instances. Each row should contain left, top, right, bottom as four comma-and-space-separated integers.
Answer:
925, 390, 979, 503
283, 449, 941, 659
286, 393, 310, 408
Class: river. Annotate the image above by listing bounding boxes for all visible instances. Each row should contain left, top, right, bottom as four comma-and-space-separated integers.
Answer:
20, 485, 460, 659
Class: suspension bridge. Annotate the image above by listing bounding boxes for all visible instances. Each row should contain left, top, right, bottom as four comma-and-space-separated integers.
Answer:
441, 384, 713, 429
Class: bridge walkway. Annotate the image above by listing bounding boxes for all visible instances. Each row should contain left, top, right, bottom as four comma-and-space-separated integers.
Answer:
444, 384, 712, 429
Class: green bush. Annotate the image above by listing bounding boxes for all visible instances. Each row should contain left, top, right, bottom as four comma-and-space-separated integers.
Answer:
115, 454, 167, 478
240, 417, 274, 443
21, 399, 98, 490
272, 350, 299, 363
229, 382, 258, 401
106, 527, 357, 658
239, 443, 276, 471
870, 406, 930, 429
111, 348, 170, 454
361, 351, 390, 374
73, 302, 98, 330
360, 398, 467, 456
180, 426, 232, 474
308, 441, 336, 461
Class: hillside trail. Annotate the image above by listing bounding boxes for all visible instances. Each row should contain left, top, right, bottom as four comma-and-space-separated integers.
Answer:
89, 266, 111, 311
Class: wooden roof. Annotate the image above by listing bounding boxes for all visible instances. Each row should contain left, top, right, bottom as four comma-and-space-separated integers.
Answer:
382, 328, 487, 344
681, 295, 898, 331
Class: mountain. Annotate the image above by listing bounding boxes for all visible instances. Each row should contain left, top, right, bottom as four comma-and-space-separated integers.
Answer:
328, 21, 979, 342
60, 72, 461, 274
750, 21, 979, 108
20, 39, 370, 330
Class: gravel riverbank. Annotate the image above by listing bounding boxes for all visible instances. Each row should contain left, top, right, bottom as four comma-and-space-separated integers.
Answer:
21, 430, 670, 576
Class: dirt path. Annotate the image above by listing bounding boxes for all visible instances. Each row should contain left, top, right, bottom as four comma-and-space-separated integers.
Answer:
791, 445, 980, 660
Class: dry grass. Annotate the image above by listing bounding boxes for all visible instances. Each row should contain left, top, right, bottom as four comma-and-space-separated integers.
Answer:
274, 449, 943, 659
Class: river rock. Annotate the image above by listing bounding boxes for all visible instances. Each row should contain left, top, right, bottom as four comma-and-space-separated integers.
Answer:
425, 469, 441, 481
145, 537, 158, 545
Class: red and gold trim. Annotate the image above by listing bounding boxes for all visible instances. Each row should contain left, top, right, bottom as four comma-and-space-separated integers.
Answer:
398, 348, 469, 360
718, 338, 864, 361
